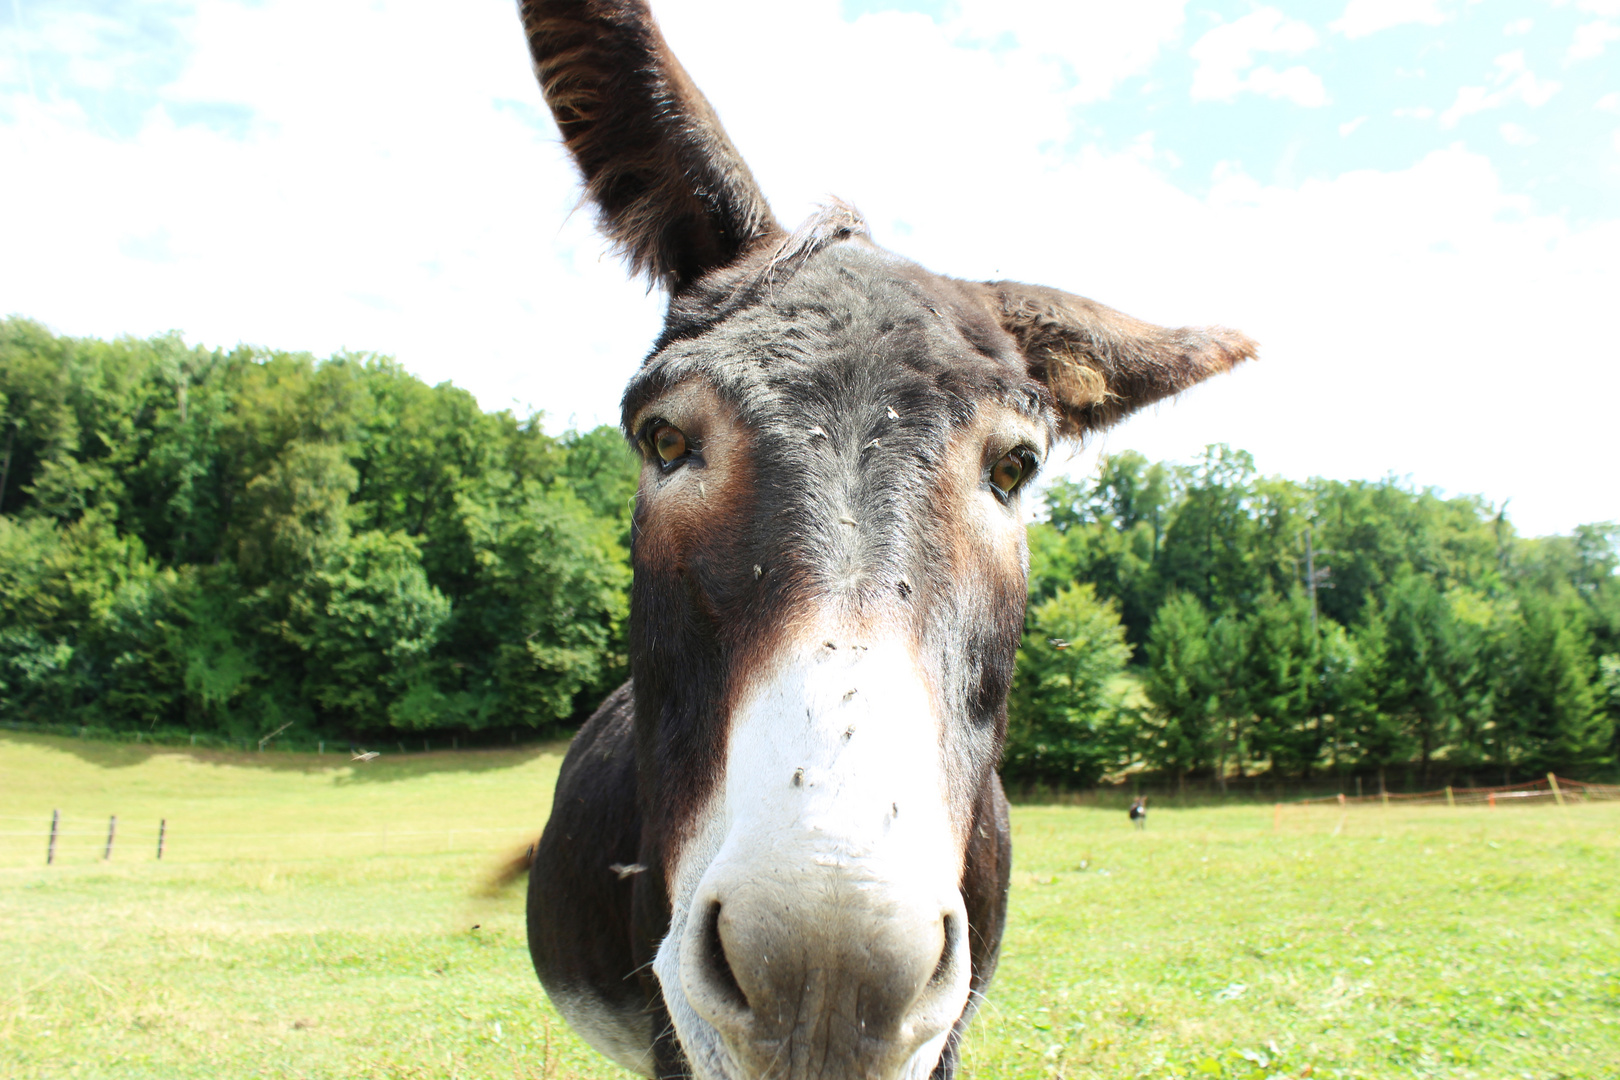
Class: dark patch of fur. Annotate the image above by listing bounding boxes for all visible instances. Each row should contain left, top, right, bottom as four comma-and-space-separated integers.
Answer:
527, 683, 645, 1029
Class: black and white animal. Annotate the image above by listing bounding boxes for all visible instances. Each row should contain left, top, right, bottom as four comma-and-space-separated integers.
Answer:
517, 3, 1255, 1078
1130, 797, 1148, 830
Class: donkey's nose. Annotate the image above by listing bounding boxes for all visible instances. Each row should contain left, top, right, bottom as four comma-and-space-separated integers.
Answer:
680, 871, 968, 1078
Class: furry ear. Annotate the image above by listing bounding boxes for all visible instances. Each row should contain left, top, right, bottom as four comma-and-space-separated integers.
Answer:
982, 281, 1257, 438
520, 0, 781, 292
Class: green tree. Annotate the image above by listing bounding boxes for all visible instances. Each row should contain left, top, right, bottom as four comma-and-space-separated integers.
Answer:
1342, 608, 1407, 786
1140, 592, 1216, 785
1205, 610, 1253, 782
282, 530, 450, 729
431, 485, 631, 730
1599, 655, 1620, 760
1005, 583, 1134, 787
1379, 572, 1463, 777
559, 425, 640, 535
1495, 591, 1609, 773
1156, 445, 1264, 613
1246, 589, 1321, 776
1313, 618, 1361, 774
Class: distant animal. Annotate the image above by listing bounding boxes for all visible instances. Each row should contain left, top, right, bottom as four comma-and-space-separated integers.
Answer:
515, 3, 1254, 1078
1130, 797, 1148, 830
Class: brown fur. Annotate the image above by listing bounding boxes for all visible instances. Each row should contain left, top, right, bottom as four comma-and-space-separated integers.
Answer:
481, 839, 539, 895
981, 281, 1258, 437
520, 0, 782, 291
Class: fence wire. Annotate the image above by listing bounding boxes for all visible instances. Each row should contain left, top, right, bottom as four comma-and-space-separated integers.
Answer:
1286, 774, 1620, 807
0, 817, 538, 869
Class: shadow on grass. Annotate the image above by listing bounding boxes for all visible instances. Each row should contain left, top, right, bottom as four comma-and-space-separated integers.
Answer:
0, 731, 572, 783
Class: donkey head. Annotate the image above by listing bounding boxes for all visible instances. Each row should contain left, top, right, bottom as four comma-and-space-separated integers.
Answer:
520, 3, 1254, 1079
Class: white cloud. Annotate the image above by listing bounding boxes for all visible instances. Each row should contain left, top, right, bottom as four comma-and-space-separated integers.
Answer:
1499, 121, 1538, 145
1567, 20, 1620, 60
1504, 18, 1535, 36
1339, 115, 1368, 136
1245, 65, 1331, 107
1, 0, 1617, 537
1599, 91, 1620, 112
1439, 50, 1561, 127
947, 0, 1189, 103
1332, 0, 1450, 39
1190, 9, 1328, 106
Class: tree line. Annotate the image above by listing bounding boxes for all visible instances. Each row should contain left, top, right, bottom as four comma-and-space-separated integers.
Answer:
1, 318, 635, 743
1005, 447, 1620, 788
4, 320, 1617, 781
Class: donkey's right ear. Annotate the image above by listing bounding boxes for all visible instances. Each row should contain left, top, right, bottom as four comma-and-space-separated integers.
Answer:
520, 0, 782, 293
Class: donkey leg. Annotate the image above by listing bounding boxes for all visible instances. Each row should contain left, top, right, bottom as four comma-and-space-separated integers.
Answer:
528, 682, 656, 1076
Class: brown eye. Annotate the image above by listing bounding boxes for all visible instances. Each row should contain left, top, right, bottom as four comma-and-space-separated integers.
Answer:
652, 424, 688, 465
990, 450, 1030, 495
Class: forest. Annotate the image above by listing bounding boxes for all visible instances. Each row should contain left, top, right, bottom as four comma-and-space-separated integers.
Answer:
1012, 450, 1619, 788
3, 319, 1617, 784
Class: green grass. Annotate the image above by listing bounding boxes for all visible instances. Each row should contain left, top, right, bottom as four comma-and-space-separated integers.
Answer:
3, 733, 1618, 1079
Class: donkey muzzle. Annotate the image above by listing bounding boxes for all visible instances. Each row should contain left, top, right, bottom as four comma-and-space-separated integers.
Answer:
668, 635, 972, 1079
680, 858, 968, 1079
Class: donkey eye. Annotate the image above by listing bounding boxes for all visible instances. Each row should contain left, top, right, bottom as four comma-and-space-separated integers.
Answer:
989, 450, 1033, 496
651, 424, 689, 465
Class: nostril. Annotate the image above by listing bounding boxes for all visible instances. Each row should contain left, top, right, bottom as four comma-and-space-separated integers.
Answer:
928, 913, 959, 988
699, 900, 750, 1013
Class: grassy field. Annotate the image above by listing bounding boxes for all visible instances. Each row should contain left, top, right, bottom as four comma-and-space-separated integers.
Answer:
2, 732, 1617, 1079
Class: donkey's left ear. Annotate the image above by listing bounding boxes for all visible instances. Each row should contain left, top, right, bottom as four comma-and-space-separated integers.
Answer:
981, 281, 1257, 438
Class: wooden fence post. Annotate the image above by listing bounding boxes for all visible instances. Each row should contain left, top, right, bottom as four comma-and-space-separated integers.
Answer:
104, 815, 117, 860
1445, 785, 1455, 808
1547, 773, 1565, 807
47, 809, 59, 865
157, 819, 166, 861
1488, 791, 1496, 809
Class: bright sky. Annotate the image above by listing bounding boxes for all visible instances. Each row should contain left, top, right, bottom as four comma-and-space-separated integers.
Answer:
2, 0, 1617, 538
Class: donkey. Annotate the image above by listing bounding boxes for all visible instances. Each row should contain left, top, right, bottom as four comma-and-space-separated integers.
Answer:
518, 3, 1255, 1078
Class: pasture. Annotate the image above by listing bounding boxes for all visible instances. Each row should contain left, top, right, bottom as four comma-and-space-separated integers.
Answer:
2, 732, 1616, 1080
